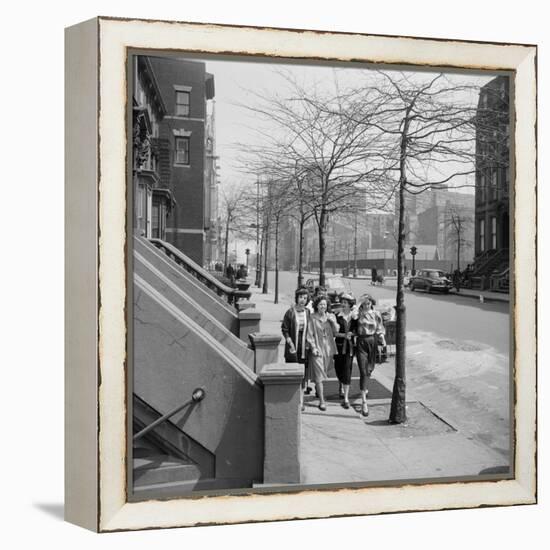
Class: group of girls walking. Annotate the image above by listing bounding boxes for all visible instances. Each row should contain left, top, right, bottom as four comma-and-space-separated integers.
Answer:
281, 287, 386, 417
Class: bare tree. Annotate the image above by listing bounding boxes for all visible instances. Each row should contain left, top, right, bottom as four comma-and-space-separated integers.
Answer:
342, 71, 508, 423
285, 163, 316, 288
269, 180, 294, 303
219, 183, 254, 271
445, 205, 473, 273
235, 73, 391, 287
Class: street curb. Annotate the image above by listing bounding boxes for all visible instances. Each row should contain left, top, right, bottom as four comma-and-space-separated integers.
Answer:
373, 284, 509, 304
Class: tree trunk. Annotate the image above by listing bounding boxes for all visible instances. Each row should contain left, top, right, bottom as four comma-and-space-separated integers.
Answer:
353, 210, 358, 278
318, 208, 328, 287
297, 217, 305, 288
274, 216, 280, 304
262, 221, 270, 294
224, 217, 230, 269
255, 178, 261, 287
390, 110, 411, 425
257, 228, 264, 288
457, 234, 461, 273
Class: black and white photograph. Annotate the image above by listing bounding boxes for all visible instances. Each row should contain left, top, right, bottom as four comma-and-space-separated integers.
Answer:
130, 52, 513, 498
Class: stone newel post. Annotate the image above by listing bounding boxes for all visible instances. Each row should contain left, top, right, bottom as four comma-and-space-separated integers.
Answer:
248, 333, 281, 374
238, 310, 261, 343
258, 362, 304, 484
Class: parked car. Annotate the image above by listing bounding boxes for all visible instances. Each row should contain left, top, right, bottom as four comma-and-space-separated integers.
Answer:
408, 269, 452, 293
304, 276, 347, 310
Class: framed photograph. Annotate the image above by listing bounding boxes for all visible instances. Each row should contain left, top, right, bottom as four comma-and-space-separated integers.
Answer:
65, 16, 537, 532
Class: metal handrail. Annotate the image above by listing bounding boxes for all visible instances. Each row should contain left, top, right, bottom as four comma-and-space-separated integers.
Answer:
133, 387, 206, 442
473, 248, 508, 276
149, 238, 251, 307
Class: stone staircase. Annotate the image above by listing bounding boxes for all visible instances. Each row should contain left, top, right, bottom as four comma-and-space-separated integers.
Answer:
132, 239, 265, 495
469, 249, 509, 291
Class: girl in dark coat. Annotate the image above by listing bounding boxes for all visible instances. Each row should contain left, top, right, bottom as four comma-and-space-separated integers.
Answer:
281, 288, 311, 408
355, 294, 384, 416
333, 293, 358, 409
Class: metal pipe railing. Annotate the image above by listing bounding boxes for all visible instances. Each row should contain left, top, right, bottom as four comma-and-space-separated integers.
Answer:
133, 387, 206, 441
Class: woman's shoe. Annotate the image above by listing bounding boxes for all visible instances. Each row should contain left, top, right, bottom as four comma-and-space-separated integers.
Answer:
319, 402, 327, 411
301, 404, 306, 412
343, 400, 350, 409
361, 403, 369, 417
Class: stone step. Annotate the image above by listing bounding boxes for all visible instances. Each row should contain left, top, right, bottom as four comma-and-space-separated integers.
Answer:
133, 475, 255, 496
133, 454, 201, 487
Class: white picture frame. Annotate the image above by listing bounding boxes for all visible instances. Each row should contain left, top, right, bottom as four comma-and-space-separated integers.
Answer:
65, 16, 537, 532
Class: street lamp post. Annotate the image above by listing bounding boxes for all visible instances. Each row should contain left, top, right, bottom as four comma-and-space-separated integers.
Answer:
410, 245, 417, 275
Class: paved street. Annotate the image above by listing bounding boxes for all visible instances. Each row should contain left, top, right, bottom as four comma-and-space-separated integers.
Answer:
267, 270, 509, 354
258, 269, 511, 462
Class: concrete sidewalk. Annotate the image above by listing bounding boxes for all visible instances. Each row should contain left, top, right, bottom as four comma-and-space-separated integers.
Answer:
249, 284, 510, 485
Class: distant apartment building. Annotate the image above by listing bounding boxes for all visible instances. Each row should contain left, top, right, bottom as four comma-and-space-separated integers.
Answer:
396, 186, 475, 263
366, 211, 395, 249
417, 198, 475, 266
300, 210, 394, 270
474, 75, 510, 257
143, 56, 216, 266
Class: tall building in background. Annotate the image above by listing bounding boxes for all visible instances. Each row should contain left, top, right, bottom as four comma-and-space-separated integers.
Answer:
395, 186, 475, 263
204, 100, 220, 267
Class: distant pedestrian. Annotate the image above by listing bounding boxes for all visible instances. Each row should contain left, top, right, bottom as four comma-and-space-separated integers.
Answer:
225, 263, 235, 286
453, 269, 461, 293
355, 294, 384, 416
371, 267, 378, 286
306, 296, 338, 411
333, 293, 358, 409
236, 264, 247, 279
464, 264, 473, 287
281, 287, 311, 410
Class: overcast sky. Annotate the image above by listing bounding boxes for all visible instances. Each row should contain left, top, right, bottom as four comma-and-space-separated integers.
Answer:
176, 55, 496, 197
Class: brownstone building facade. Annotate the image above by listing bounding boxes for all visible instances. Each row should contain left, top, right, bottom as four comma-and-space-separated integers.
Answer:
140, 56, 216, 266
133, 56, 172, 240
474, 75, 510, 257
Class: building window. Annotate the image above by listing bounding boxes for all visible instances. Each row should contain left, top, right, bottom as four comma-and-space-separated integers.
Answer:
479, 174, 486, 203
479, 219, 485, 252
491, 170, 498, 200
491, 217, 497, 249
175, 137, 190, 165
175, 91, 190, 116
